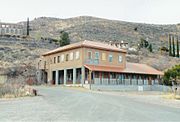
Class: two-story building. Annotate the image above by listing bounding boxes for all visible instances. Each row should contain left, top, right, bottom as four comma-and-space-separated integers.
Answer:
39, 40, 163, 86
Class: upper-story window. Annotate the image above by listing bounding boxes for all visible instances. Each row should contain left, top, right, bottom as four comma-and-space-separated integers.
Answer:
87, 51, 92, 60
61, 54, 64, 62
66, 54, 69, 61
70, 52, 73, 60
54, 57, 56, 63
95, 52, 99, 60
119, 55, 123, 63
108, 54, 113, 62
57, 56, 60, 63
102, 53, 106, 61
75, 51, 80, 60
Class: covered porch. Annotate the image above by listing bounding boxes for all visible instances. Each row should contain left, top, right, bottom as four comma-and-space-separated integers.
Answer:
84, 63, 163, 86
52, 67, 84, 85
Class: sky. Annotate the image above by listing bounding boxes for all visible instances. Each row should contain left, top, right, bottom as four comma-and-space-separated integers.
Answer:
0, 0, 180, 24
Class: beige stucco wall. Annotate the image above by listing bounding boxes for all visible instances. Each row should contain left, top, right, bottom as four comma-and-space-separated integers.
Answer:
83, 47, 126, 68
42, 48, 84, 81
41, 46, 126, 81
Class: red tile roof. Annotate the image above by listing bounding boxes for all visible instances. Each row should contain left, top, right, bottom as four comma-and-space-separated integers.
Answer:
123, 63, 164, 75
84, 62, 164, 75
42, 40, 126, 56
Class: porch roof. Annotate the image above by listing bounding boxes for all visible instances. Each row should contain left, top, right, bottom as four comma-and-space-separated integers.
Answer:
84, 65, 123, 73
84, 63, 164, 75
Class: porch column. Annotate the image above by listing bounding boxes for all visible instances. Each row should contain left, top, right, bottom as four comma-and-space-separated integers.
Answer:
55, 70, 59, 85
64, 69, 67, 85
130, 74, 132, 85
73, 68, 76, 84
100, 72, 102, 85
81, 66, 85, 85
108, 72, 110, 85
148, 77, 152, 85
89, 70, 92, 83
89, 70, 92, 89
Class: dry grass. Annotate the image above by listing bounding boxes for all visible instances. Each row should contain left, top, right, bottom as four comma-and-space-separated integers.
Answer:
0, 83, 36, 99
162, 93, 180, 100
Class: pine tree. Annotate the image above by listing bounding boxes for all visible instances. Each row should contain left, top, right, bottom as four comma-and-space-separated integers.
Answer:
172, 36, 176, 57
169, 34, 172, 56
27, 18, 30, 36
59, 31, 70, 46
148, 44, 153, 52
177, 36, 179, 58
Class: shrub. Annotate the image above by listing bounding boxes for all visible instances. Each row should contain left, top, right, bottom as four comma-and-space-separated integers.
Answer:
163, 64, 180, 86
0, 83, 37, 98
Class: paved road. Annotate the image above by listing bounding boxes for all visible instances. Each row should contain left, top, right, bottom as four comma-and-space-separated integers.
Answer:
1, 86, 180, 122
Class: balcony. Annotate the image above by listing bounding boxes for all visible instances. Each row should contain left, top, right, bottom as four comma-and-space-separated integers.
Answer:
85, 59, 99, 65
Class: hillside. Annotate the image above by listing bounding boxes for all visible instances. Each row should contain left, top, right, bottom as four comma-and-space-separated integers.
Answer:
27, 16, 180, 51
0, 16, 179, 84
26, 16, 180, 71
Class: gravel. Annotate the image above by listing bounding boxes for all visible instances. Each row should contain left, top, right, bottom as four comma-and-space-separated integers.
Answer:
0, 86, 180, 121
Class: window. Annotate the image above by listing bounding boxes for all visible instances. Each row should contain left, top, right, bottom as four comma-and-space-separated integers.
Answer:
87, 51, 92, 59
54, 57, 56, 63
119, 55, 123, 63
109, 54, 113, 62
75, 51, 80, 59
57, 56, 60, 63
66, 54, 69, 61
15, 29, 18, 34
95, 52, 99, 60
6, 28, 9, 33
102, 53, 106, 61
61, 54, 64, 62
44, 61, 46, 68
70, 52, 73, 60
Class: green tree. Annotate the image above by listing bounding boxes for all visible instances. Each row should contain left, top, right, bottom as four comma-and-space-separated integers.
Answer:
59, 31, 70, 46
172, 36, 176, 57
176, 37, 179, 58
140, 38, 149, 48
169, 34, 172, 56
163, 64, 180, 86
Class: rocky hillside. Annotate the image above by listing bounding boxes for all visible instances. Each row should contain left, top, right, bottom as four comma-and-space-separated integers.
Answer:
22, 16, 179, 71
0, 16, 179, 79
0, 38, 58, 83
26, 16, 180, 51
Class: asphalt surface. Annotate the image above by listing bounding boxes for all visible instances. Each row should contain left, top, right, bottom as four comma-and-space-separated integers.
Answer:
0, 86, 180, 122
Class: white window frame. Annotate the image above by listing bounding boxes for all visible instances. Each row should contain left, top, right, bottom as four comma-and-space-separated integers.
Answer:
70, 52, 74, 61
118, 55, 123, 63
61, 54, 64, 62
75, 51, 80, 60
108, 54, 113, 62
